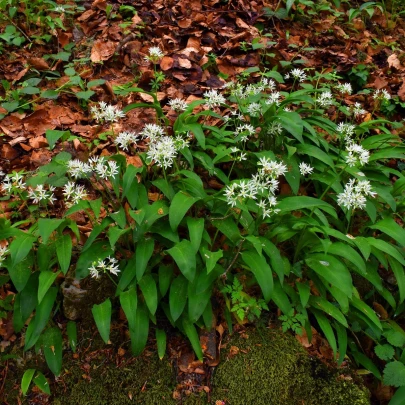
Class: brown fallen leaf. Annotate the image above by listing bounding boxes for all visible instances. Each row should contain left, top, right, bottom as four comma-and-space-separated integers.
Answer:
91, 40, 116, 62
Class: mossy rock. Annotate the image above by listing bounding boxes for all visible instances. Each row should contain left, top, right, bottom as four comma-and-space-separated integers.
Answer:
210, 327, 371, 405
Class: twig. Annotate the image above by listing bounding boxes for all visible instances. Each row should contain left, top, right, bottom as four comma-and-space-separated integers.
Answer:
221, 239, 244, 279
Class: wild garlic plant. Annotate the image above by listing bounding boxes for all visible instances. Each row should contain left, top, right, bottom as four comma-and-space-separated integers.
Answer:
0, 67, 404, 386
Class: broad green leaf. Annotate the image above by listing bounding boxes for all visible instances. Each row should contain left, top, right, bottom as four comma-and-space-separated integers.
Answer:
369, 217, 405, 248
278, 112, 303, 143
241, 250, 273, 302
129, 303, 149, 356
260, 238, 285, 284
166, 240, 196, 282
67, 321, 77, 353
56, 234, 72, 275
9, 234, 37, 268
351, 295, 382, 330
351, 350, 381, 380
92, 298, 112, 344
43, 327, 62, 376
277, 196, 337, 218
368, 238, 405, 266
375, 344, 395, 361
211, 216, 242, 245
75, 90, 95, 100
297, 282, 310, 307
21, 369, 36, 395
188, 283, 211, 323
306, 254, 352, 298
9, 251, 33, 292
273, 279, 292, 314
25, 287, 58, 350
38, 271, 59, 304
169, 192, 200, 231
75, 241, 113, 279
33, 372, 50, 395
182, 319, 203, 361
187, 217, 204, 254
169, 275, 188, 322
120, 287, 138, 330
309, 296, 348, 327
323, 242, 366, 275
45, 130, 69, 150
201, 247, 223, 274
156, 329, 167, 360
136, 238, 154, 281
296, 144, 334, 167
312, 309, 337, 356
185, 123, 206, 149
38, 219, 64, 244
158, 264, 173, 297
139, 274, 158, 315
41, 89, 59, 99
108, 226, 130, 250
384, 362, 405, 387
389, 257, 405, 304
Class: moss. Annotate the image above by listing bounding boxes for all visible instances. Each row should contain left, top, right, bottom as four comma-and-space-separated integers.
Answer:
210, 327, 371, 405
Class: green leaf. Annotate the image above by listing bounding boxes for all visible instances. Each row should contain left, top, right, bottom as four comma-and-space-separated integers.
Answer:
158, 265, 173, 297
24, 287, 58, 350
272, 279, 292, 314
388, 386, 405, 405
278, 196, 337, 218
166, 240, 196, 282
375, 344, 395, 361
169, 275, 188, 322
119, 287, 138, 330
182, 319, 203, 361
56, 234, 72, 275
9, 252, 33, 292
9, 234, 37, 268
185, 123, 205, 149
368, 238, 405, 266
75, 241, 114, 279
351, 295, 382, 330
45, 130, 69, 150
33, 371, 50, 395
351, 350, 381, 380
75, 90, 95, 100
202, 247, 223, 274
296, 144, 334, 167
312, 309, 337, 356
169, 192, 200, 231
369, 217, 405, 248
384, 362, 405, 387
67, 321, 77, 353
335, 322, 347, 367
139, 274, 158, 315
129, 303, 149, 356
241, 250, 273, 302
297, 282, 310, 307
306, 255, 352, 298
92, 299, 111, 344
386, 331, 405, 347
187, 217, 204, 254
38, 219, 64, 244
309, 296, 348, 327
21, 369, 36, 395
87, 79, 106, 88
41, 89, 59, 99
38, 271, 59, 304
277, 112, 303, 143
43, 327, 62, 376
389, 258, 405, 304
156, 329, 167, 360
136, 238, 154, 281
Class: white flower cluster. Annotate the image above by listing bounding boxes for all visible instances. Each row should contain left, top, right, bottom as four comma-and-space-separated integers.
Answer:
299, 162, 314, 176
63, 181, 88, 207
144, 46, 164, 63
168, 98, 188, 112
246, 102, 261, 117
345, 143, 370, 167
89, 256, 120, 279
27, 185, 56, 205
317, 91, 334, 108
373, 89, 391, 102
0, 246, 9, 268
223, 78, 276, 99
1, 172, 26, 195
141, 124, 189, 169
284, 68, 307, 82
351, 102, 366, 117
267, 121, 283, 136
224, 157, 287, 218
203, 89, 226, 108
266, 91, 281, 106
67, 157, 119, 180
235, 123, 256, 142
90, 102, 126, 123
114, 131, 139, 151
335, 83, 352, 95
336, 122, 356, 142
337, 178, 376, 210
